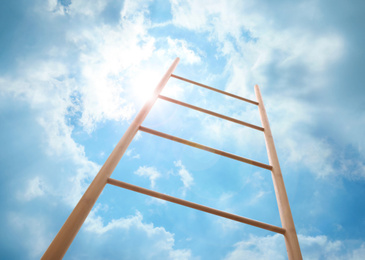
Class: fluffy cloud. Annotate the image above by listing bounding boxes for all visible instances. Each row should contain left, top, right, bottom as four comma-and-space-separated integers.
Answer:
174, 160, 194, 196
83, 207, 196, 260
134, 166, 161, 188
165, 38, 202, 65
8, 212, 53, 259
168, 0, 365, 181
224, 234, 365, 260
126, 148, 141, 159
224, 234, 286, 260
47, 0, 107, 17
68, 14, 154, 132
0, 59, 100, 206
17, 176, 45, 202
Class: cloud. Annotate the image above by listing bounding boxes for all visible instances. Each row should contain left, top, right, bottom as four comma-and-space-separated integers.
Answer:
174, 160, 194, 196
214, 192, 242, 232
17, 176, 45, 202
168, 0, 365, 182
270, 98, 365, 180
121, 0, 152, 19
133, 161, 194, 197
83, 206, 196, 260
224, 233, 365, 260
134, 166, 161, 188
68, 0, 107, 17
47, 0, 107, 17
7, 212, 53, 259
224, 234, 286, 260
170, 0, 210, 31
0, 59, 100, 207
69, 21, 154, 132
126, 148, 141, 159
298, 234, 365, 260
166, 37, 202, 65
61, 0, 203, 133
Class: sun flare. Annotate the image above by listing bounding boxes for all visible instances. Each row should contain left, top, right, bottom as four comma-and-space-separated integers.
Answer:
131, 69, 182, 105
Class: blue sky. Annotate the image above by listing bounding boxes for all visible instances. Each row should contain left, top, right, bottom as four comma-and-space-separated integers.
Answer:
1, 0, 365, 259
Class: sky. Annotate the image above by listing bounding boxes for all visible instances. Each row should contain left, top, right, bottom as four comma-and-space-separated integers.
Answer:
0, 0, 365, 259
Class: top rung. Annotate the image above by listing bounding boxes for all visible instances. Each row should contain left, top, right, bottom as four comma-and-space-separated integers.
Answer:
171, 74, 259, 105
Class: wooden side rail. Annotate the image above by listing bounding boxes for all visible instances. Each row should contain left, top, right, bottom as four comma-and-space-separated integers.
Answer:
107, 178, 285, 234
138, 126, 272, 170
158, 95, 264, 131
255, 85, 302, 259
171, 74, 259, 105
41, 58, 181, 260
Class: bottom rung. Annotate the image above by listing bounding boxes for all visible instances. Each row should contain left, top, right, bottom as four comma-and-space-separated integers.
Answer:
107, 177, 285, 234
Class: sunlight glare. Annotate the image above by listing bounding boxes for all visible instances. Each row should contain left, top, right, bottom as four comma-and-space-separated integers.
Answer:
131, 69, 160, 104
130, 68, 183, 105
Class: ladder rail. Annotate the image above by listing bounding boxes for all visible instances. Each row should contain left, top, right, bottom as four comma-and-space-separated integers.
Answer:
255, 85, 302, 260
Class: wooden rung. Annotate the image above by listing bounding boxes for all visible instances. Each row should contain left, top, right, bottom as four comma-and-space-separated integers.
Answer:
158, 95, 264, 131
139, 126, 272, 170
171, 74, 259, 105
107, 178, 285, 234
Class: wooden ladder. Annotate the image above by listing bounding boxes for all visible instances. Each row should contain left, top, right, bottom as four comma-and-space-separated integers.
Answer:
42, 58, 302, 260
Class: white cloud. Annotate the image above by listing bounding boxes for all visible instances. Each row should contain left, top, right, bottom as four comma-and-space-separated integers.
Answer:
126, 148, 141, 159
84, 207, 196, 260
166, 37, 202, 65
269, 98, 343, 179
17, 177, 45, 201
46, 0, 59, 12
170, 0, 211, 31
121, 0, 152, 19
146, 197, 168, 205
43, 0, 205, 135
8, 212, 52, 259
168, 0, 361, 181
349, 245, 365, 260
61, 0, 163, 133
0, 59, 101, 207
214, 192, 242, 232
134, 166, 161, 188
85, 206, 144, 235
133, 161, 194, 197
68, 0, 107, 17
224, 234, 286, 260
45, 0, 67, 15
224, 234, 365, 260
70, 23, 153, 132
174, 160, 194, 196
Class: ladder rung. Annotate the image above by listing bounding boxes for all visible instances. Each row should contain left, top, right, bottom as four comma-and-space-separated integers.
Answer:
171, 74, 259, 105
159, 95, 264, 131
107, 178, 285, 234
139, 126, 272, 170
